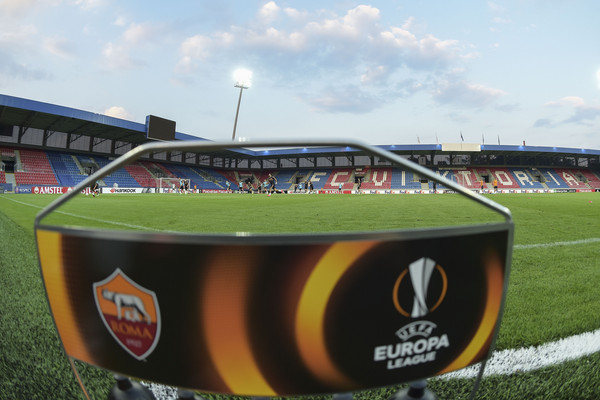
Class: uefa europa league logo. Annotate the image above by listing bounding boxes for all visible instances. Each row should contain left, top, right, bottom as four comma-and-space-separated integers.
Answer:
409, 257, 437, 318
393, 257, 447, 319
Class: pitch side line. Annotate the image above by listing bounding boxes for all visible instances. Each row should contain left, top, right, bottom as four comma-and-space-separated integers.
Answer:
514, 238, 600, 249
440, 328, 600, 380
143, 329, 600, 399
0, 195, 167, 232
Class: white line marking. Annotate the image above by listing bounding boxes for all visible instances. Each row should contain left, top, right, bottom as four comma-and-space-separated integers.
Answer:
440, 328, 600, 379
143, 329, 600, 399
514, 238, 600, 249
0, 195, 166, 232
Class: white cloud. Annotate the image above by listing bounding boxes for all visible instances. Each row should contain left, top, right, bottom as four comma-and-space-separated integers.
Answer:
258, 1, 280, 23
104, 106, 134, 120
402, 16, 416, 31
43, 37, 76, 58
433, 79, 506, 107
343, 4, 381, 31
305, 5, 380, 41
0, 24, 37, 47
0, 0, 40, 18
283, 7, 308, 21
114, 15, 128, 27
378, 27, 417, 49
174, 2, 477, 113
305, 84, 382, 114
175, 34, 215, 74
178, 34, 211, 61
545, 96, 586, 108
361, 65, 389, 85
102, 42, 140, 70
99, 21, 167, 71
373, 27, 462, 71
71, 0, 105, 10
536, 97, 600, 128
487, 1, 505, 13
178, 3, 462, 74
123, 23, 156, 45
416, 35, 461, 64
244, 27, 307, 52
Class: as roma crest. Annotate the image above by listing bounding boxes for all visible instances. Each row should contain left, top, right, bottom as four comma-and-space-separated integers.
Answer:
93, 268, 161, 360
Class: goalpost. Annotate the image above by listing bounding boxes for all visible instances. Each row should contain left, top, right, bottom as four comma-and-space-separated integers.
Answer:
156, 177, 191, 193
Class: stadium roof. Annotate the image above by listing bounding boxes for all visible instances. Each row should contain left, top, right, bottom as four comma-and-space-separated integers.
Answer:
249, 143, 600, 159
1, 94, 598, 160
0, 94, 208, 145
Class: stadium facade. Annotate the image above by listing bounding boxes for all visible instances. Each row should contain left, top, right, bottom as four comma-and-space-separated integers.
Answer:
1, 94, 599, 194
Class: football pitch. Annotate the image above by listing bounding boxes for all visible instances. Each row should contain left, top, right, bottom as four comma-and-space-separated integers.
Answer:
0, 192, 599, 399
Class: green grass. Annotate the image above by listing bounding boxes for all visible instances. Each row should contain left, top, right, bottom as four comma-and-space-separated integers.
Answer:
1, 192, 599, 399
499, 245, 600, 349
38, 192, 505, 232
0, 209, 113, 399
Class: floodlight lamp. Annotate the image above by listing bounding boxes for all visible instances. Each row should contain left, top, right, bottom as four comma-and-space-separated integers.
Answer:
233, 68, 252, 89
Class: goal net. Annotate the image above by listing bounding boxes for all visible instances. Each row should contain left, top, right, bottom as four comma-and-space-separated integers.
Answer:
156, 177, 191, 193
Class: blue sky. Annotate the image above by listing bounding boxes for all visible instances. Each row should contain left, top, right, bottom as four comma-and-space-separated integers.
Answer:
1, 0, 599, 149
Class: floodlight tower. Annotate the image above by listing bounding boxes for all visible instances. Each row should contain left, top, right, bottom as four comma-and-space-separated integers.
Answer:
231, 68, 252, 141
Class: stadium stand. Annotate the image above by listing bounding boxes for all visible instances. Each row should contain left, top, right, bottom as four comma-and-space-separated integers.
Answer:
253, 171, 277, 190
323, 169, 355, 190
141, 161, 177, 180
161, 164, 218, 190
474, 168, 491, 188
2, 145, 600, 193
580, 169, 600, 189
391, 168, 425, 190
506, 168, 544, 189
190, 167, 229, 190
537, 168, 569, 189
234, 171, 260, 192
305, 171, 330, 190
215, 170, 241, 190
91, 155, 140, 188
272, 170, 298, 191
360, 167, 392, 190
486, 167, 519, 189
0, 147, 15, 158
14, 149, 59, 186
124, 164, 157, 188
432, 170, 457, 190
454, 169, 483, 190
1, 95, 598, 197
553, 168, 590, 189
47, 151, 88, 187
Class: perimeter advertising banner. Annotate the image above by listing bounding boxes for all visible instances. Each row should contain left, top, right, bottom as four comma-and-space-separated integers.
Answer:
36, 225, 509, 396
